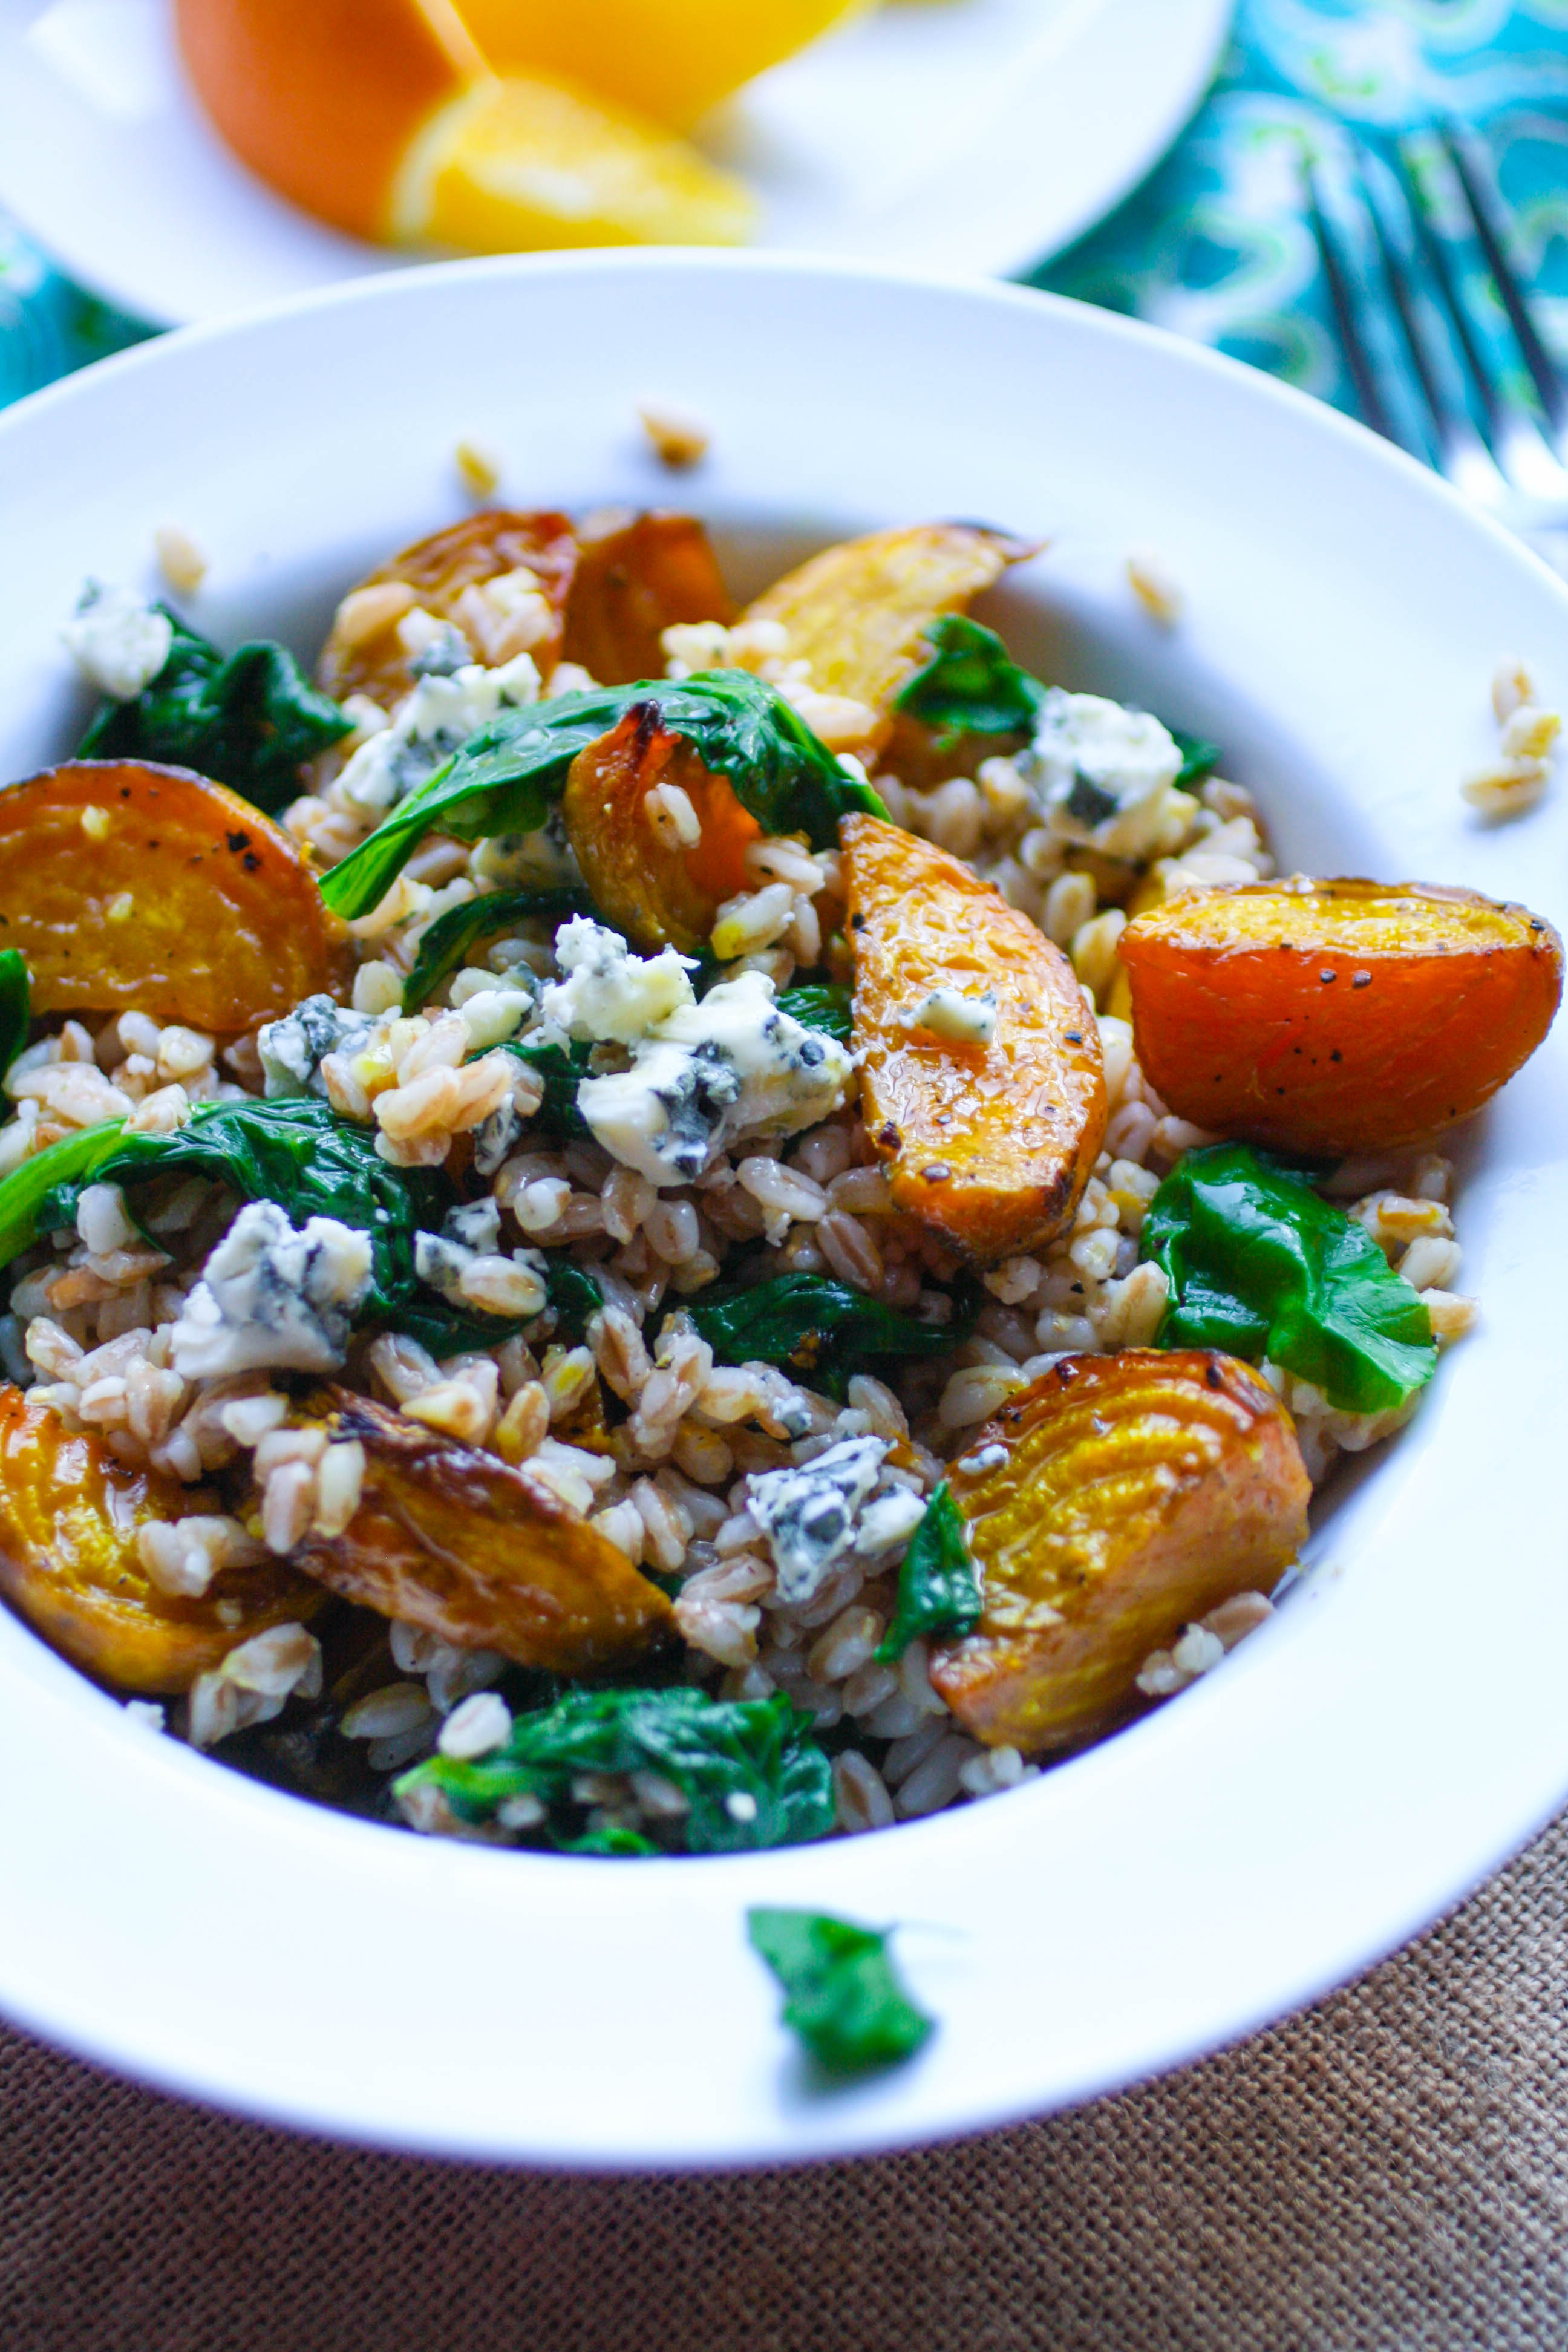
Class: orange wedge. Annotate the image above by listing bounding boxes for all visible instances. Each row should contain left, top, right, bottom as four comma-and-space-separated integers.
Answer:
457, 0, 868, 131
175, 0, 756, 250
391, 73, 757, 252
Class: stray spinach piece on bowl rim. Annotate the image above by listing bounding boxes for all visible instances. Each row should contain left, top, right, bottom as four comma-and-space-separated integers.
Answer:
875, 1484, 982, 1663
0, 950, 29, 1081
747, 1907, 935, 2076
400, 884, 598, 1014
320, 671, 888, 923
1140, 1142, 1437, 1416
77, 607, 352, 815
894, 615, 1223, 785
688, 1270, 973, 1379
396, 1686, 836, 1855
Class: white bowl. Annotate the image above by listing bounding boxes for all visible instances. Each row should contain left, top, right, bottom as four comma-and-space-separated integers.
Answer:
0, 253, 1564, 2171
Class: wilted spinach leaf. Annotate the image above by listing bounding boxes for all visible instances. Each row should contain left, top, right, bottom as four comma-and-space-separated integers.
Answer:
1169, 727, 1223, 788
747, 1908, 934, 2075
895, 615, 1042, 738
0, 951, 30, 1079
393, 1251, 601, 1359
320, 671, 888, 921
33, 1097, 443, 1325
875, 1484, 981, 1662
396, 1686, 835, 1854
498, 1036, 593, 1138
1141, 1142, 1436, 1415
688, 1271, 972, 1377
79, 609, 351, 814
775, 982, 852, 1043
400, 884, 598, 1014
896, 615, 1226, 786
0, 1119, 130, 1267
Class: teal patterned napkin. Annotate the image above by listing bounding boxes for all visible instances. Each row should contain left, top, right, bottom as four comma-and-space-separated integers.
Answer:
1, 0, 1566, 437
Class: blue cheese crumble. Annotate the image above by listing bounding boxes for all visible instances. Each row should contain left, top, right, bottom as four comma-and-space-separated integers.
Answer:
540, 916, 696, 1045
898, 986, 997, 1048
1022, 689, 1181, 859
333, 651, 541, 821
61, 583, 172, 701
577, 967, 854, 1188
747, 1436, 890, 1605
414, 1200, 549, 1319
258, 996, 375, 1099
170, 1201, 373, 1379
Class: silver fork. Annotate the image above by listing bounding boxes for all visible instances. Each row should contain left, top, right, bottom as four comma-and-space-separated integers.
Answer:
1305, 124, 1568, 569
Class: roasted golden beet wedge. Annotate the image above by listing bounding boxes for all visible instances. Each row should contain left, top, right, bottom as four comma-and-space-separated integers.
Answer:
843, 813, 1106, 1266
561, 703, 762, 952
0, 1387, 320, 1694
292, 1388, 675, 1675
316, 508, 579, 709
0, 760, 351, 1028
930, 1351, 1310, 1754
741, 522, 1038, 760
1120, 877, 1563, 1155
561, 508, 733, 685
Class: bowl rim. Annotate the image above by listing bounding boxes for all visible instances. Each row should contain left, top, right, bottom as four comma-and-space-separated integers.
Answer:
1, 247, 1565, 2171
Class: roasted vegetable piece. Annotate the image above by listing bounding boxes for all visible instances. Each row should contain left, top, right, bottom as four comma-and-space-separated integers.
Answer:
843, 813, 1106, 1266
929, 1350, 1310, 1753
561, 508, 733, 685
0, 1387, 320, 1693
292, 1388, 674, 1675
561, 704, 761, 950
742, 523, 1038, 759
1142, 1143, 1436, 1414
316, 509, 579, 711
1120, 878, 1564, 1154
0, 761, 350, 1028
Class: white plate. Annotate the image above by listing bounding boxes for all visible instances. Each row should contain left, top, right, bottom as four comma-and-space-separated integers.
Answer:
0, 0, 1231, 325
0, 252, 1564, 2169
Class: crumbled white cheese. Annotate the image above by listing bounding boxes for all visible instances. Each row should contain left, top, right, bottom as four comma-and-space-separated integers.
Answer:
333, 651, 540, 820
258, 995, 375, 1099
898, 986, 997, 1048
854, 1486, 929, 1555
170, 1201, 373, 1379
747, 1436, 890, 1605
413, 1200, 548, 1319
61, 581, 172, 700
540, 916, 696, 1045
1022, 688, 1181, 859
577, 969, 852, 1189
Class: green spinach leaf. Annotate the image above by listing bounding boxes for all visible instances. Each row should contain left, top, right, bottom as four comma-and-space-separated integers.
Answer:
0, 1119, 129, 1267
688, 1270, 971, 1377
1169, 727, 1223, 788
1140, 1142, 1436, 1414
320, 672, 889, 921
896, 616, 1226, 788
874, 1484, 981, 1661
79, 609, 351, 814
400, 884, 598, 1014
747, 1908, 934, 2075
396, 1686, 835, 1854
33, 1097, 445, 1325
498, 1037, 593, 1138
775, 982, 853, 1043
0, 951, 30, 1079
894, 615, 1042, 737
393, 1251, 601, 1359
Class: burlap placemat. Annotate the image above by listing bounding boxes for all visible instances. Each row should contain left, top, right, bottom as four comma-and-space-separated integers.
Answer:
4, 1808, 1566, 2352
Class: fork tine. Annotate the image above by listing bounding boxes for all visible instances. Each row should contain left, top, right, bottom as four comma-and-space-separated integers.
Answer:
1356, 163, 1454, 458
1440, 119, 1566, 437
1302, 164, 1400, 445
1394, 136, 1568, 501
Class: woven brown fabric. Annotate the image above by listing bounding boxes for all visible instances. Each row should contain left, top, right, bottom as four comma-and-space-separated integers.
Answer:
4, 1808, 1567, 2352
